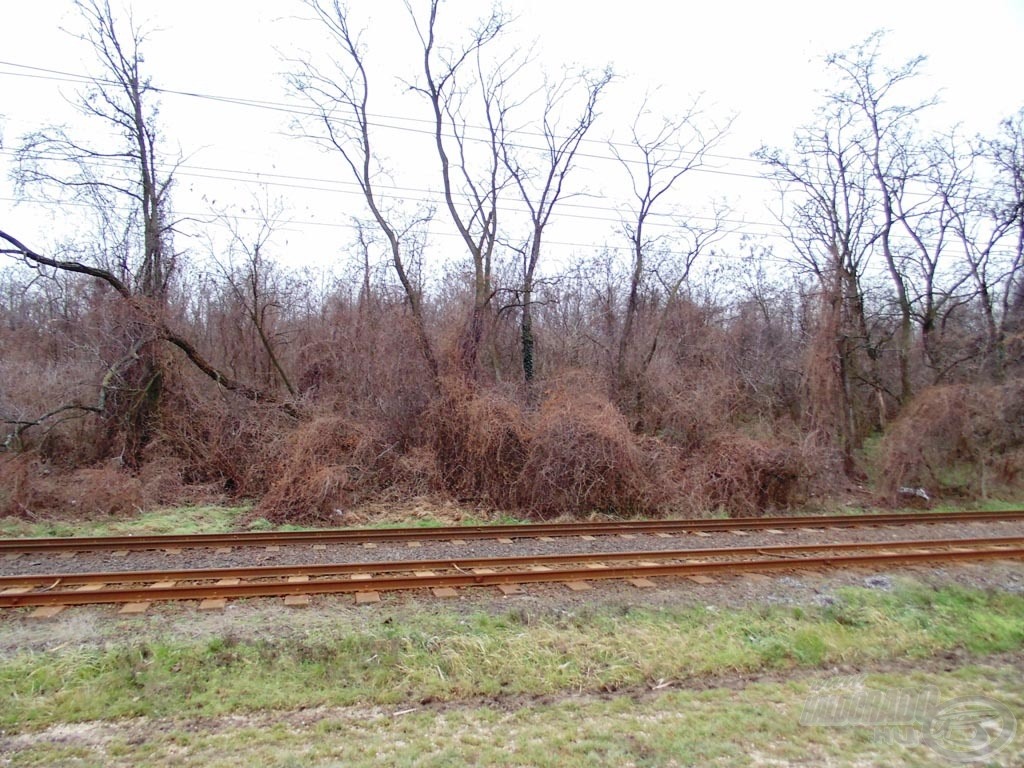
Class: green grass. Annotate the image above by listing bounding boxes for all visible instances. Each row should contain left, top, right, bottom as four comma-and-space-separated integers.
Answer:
0, 505, 254, 538
805, 495, 1024, 517
0, 505, 534, 538
3, 661, 1022, 767
928, 497, 1024, 513
5, 495, 1021, 541
2, 581, 1022, 732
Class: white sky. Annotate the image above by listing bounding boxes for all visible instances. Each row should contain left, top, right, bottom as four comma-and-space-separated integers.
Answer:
2, 0, 1023, 277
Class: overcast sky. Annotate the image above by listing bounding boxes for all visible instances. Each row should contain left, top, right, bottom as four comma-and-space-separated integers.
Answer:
2, 0, 1023, 274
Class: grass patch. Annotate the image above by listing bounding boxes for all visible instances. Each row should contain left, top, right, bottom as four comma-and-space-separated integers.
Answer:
809, 496, 1024, 517
0, 505, 253, 538
3, 663, 1022, 767
2, 497, 1018, 539
0, 506, 534, 538
1, 582, 1022, 731
927, 497, 1024, 513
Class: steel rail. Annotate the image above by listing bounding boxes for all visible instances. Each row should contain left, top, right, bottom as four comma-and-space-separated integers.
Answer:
3, 535, 1024, 589
2, 509, 1023, 553
2, 537, 1022, 608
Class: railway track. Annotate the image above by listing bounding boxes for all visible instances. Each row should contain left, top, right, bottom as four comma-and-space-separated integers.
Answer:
2, 509, 1023, 554
3, 535, 1022, 610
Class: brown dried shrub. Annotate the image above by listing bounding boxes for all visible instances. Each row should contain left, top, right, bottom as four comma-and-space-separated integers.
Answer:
247, 373, 827, 521
61, 464, 147, 516
0, 455, 48, 517
878, 380, 1024, 498
642, 369, 745, 451
147, 371, 289, 498
686, 431, 821, 516
253, 415, 394, 525
514, 379, 679, 517
391, 445, 444, 497
0, 455, 145, 519
426, 376, 528, 507
135, 455, 224, 508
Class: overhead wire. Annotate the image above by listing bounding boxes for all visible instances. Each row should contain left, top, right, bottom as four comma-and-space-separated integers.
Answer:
0, 59, 1018, 262
0, 194, 795, 264
0, 59, 768, 169
3, 58, 985, 195
0, 148, 787, 241
1, 58, 1012, 201
0, 59, 1010, 202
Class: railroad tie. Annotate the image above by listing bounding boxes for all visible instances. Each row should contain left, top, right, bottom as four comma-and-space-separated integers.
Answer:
563, 581, 591, 591
627, 578, 657, 589
284, 579, 311, 608
30, 605, 65, 619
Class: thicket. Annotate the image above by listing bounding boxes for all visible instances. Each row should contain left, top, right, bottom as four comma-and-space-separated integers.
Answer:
1, 252, 1019, 523
1, 5, 1023, 521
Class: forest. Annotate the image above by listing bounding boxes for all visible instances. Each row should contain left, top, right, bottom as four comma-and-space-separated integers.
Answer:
1, 0, 1022, 524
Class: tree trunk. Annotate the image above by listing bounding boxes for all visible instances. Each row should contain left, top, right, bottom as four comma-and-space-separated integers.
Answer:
521, 291, 535, 385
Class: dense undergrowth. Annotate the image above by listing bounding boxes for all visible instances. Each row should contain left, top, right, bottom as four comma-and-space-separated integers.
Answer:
3, 371, 1022, 525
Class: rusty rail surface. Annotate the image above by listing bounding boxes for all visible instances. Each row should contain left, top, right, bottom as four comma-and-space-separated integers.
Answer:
3, 536, 1022, 608
2, 509, 1023, 554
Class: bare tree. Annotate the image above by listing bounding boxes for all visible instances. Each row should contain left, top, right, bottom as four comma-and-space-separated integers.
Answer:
0, 230, 296, 426
407, 0, 514, 377
500, 67, 613, 387
610, 98, 729, 418
211, 201, 297, 396
901, 113, 1024, 382
826, 31, 935, 404
2, 3, 298, 453
290, 0, 439, 380
886, 131, 972, 381
11, 0, 177, 463
977, 108, 1024, 376
15, 0, 175, 303
758, 106, 881, 466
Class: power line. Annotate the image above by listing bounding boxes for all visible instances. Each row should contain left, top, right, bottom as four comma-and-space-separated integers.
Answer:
0, 147, 786, 234
0, 194, 795, 261
1, 59, 1010, 208
8, 194, 1017, 273
0, 59, 805, 200
0, 59, 767, 168
8, 148, 1017, 256
2, 61, 1018, 257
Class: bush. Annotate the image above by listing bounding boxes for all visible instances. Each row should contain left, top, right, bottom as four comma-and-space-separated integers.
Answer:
425, 376, 528, 508
252, 416, 395, 525
878, 380, 1024, 498
515, 382, 677, 516
0, 455, 145, 518
687, 432, 822, 516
